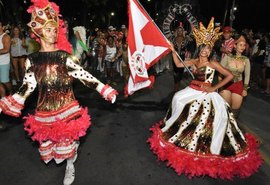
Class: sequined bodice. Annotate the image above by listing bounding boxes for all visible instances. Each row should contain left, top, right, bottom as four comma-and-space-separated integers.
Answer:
192, 66, 215, 84
222, 55, 249, 82
28, 50, 74, 111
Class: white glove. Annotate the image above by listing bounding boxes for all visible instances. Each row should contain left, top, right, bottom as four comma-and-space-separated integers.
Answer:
97, 84, 118, 103
111, 95, 116, 104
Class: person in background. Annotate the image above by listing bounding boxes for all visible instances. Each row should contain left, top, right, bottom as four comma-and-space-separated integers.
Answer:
107, 25, 116, 37
25, 27, 40, 55
115, 31, 124, 77
121, 24, 128, 39
86, 29, 99, 72
0, 20, 11, 131
0, 20, 11, 97
171, 23, 188, 91
104, 35, 118, 84
10, 26, 27, 84
96, 31, 106, 74
253, 32, 266, 89
220, 26, 235, 59
120, 41, 129, 86
262, 34, 270, 95
219, 35, 251, 118
0, 84, 7, 130
72, 26, 88, 64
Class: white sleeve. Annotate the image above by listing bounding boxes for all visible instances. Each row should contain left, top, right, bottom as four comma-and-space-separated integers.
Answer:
66, 57, 118, 103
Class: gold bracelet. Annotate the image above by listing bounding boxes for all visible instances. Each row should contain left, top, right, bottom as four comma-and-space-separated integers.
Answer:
244, 84, 249, 91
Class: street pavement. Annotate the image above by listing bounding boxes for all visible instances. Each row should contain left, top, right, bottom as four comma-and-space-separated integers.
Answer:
0, 70, 269, 185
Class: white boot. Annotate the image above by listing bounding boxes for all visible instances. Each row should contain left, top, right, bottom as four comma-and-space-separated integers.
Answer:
63, 160, 75, 185
73, 141, 80, 163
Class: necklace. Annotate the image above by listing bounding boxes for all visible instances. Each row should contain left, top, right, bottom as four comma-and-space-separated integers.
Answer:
231, 55, 245, 69
233, 55, 245, 60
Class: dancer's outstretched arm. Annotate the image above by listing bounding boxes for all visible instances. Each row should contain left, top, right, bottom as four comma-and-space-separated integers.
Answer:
66, 57, 118, 103
0, 58, 37, 117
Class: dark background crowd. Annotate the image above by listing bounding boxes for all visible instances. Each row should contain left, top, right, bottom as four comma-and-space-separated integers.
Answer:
0, 0, 270, 129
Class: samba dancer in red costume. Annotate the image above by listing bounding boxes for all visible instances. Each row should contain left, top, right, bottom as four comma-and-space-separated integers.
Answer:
148, 18, 262, 180
0, 1, 117, 184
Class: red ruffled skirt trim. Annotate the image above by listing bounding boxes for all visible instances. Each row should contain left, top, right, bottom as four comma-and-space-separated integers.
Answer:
147, 122, 263, 180
24, 107, 91, 144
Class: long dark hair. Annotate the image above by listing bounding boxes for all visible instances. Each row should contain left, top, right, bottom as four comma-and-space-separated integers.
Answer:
192, 44, 214, 59
11, 26, 24, 40
231, 34, 247, 56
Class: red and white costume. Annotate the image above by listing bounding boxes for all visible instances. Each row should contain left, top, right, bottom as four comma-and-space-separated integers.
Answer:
221, 37, 235, 58
0, 51, 117, 163
148, 18, 262, 180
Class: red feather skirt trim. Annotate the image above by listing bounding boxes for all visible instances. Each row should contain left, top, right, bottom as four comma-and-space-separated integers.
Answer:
24, 107, 91, 144
148, 122, 263, 180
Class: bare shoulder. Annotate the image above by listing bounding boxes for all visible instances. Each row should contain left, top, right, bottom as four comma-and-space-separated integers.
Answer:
189, 58, 198, 62
2, 34, 11, 46
187, 58, 198, 64
208, 59, 222, 69
185, 58, 197, 67
3, 33, 10, 40
208, 59, 233, 76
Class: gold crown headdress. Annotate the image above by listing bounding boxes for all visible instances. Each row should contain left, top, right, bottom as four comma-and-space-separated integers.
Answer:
27, 4, 59, 38
27, 0, 72, 53
192, 17, 222, 47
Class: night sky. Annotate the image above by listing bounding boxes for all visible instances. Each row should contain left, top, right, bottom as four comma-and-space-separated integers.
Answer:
7, 0, 270, 32
198, 0, 269, 31
56, 0, 269, 31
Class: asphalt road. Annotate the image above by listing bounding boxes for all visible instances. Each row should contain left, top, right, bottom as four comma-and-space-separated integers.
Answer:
0, 70, 269, 185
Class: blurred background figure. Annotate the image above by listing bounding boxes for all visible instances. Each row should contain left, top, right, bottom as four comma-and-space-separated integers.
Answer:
220, 26, 235, 59
25, 27, 40, 55
72, 26, 89, 64
219, 35, 251, 118
0, 20, 11, 131
10, 26, 27, 84
0, 20, 11, 97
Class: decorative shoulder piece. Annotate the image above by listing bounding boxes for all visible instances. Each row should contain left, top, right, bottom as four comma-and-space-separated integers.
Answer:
192, 17, 222, 47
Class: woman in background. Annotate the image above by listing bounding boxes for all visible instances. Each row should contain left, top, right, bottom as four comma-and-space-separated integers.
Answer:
219, 35, 251, 118
10, 26, 27, 83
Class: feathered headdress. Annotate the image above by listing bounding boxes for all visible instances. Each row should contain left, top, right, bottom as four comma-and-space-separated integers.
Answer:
27, 0, 72, 53
192, 17, 222, 47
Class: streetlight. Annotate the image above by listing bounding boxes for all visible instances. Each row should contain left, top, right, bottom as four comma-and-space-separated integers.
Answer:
108, 12, 115, 26
229, 0, 236, 27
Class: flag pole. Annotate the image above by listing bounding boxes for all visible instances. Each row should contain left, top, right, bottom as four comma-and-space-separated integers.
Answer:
135, 0, 194, 79
173, 51, 194, 79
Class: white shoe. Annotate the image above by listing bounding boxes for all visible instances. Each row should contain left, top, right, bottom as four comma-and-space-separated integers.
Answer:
63, 164, 75, 185
73, 152, 78, 163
